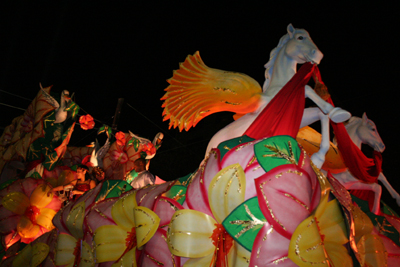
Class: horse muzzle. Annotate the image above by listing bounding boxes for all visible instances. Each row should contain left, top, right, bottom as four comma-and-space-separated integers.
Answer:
306, 49, 323, 65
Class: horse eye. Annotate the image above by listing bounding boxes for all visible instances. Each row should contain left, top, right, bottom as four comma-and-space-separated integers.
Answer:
297, 36, 304, 40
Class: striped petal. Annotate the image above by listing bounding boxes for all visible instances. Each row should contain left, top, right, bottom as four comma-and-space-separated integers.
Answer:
134, 206, 160, 247
111, 191, 137, 232
167, 209, 216, 258
29, 184, 53, 209
17, 215, 40, 239
208, 163, 246, 224
36, 208, 56, 230
94, 225, 128, 262
1, 192, 30, 215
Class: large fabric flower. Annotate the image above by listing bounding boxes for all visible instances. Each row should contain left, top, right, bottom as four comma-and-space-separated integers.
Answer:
54, 201, 95, 267
79, 114, 95, 130
168, 163, 251, 266
0, 179, 61, 242
92, 190, 160, 266
103, 132, 145, 180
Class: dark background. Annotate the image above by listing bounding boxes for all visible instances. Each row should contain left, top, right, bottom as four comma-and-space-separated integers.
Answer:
1, 2, 399, 212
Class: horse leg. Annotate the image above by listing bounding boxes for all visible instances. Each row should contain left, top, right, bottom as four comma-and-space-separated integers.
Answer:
346, 181, 382, 214
310, 111, 330, 169
304, 85, 351, 123
378, 172, 400, 207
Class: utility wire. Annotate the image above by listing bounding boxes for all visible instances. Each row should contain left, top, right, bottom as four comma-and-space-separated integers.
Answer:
0, 102, 26, 111
126, 102, 185, 147
0, 89, 32, 101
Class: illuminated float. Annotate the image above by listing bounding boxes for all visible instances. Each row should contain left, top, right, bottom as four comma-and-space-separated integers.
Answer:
1, 24, 400, 266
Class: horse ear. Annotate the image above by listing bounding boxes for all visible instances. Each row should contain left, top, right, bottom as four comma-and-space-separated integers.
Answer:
287, 24, 295, 38
362, 112, 368, 125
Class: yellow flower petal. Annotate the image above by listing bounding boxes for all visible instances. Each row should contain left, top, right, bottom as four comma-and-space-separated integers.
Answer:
111, 191, 137, 232
36, 208, 56, 230
66, 201, 85, 239
232, 242, 251, 267
30, 242, 50, 267
288, 195, 351, 266
134, 206, 160, 247
357, 234, 388, 267
208, 163, 246, 224
12, 243, 50, 267
352, 205, 374, 244
111, 247, 137, 267
168, 209, 217, 258
12, 244, 32, 267
183, 253, 214, 267
55, 233, 94, 267
29, 184, 53, 208
94, 225, 128, 263
17, 215, 40, 239
55, 234, 76, 266
81, 241, 95, 267
2, 192, 30, 215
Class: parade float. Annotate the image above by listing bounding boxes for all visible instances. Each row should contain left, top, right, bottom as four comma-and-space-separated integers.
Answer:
1, 24, 400, 266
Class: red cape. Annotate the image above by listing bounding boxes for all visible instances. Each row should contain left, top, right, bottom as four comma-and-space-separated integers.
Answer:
244, 62, 316, 139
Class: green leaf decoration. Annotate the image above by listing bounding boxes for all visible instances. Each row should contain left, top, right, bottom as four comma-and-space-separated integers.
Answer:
65, 101, 80, 119
125, 169, 138, 184
217, 135, 255, 161
177, 172, 194, 186
0, 178, 18, 191
140, 151, 147, 159
380, 201, 399, 218
164, 185, 187, 205
352, 195, 400, 247
96, 180, 133, 201
254, 135, 301, 173
97, 124, 106, 134
127, 138, 134, 147
133, 139, 140, 152
222, 197, 266, 252
30, 172, 42, 180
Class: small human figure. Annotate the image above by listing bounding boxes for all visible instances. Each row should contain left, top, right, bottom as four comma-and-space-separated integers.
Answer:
130, 158, 155, 189
53, 165, 96, 200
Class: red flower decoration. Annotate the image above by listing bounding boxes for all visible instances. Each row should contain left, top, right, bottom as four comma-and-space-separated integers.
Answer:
115, 131, 126, 147
142, 142, 156, 156
79, 115, 95, 130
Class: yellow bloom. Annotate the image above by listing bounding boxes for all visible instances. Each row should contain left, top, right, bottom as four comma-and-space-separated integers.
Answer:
94, 191, 160, 266
54, 201, 95, 267
168, 164, 251, 266
2, 184, 56, 239
288, 193, 352, 266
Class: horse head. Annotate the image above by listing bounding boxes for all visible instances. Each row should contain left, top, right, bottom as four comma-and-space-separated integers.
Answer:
263, 24, 324, 92
284, 24, 324, 65
356, 113, 385, 152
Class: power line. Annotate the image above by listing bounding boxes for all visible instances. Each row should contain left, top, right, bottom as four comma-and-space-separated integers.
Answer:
0, 102, 26, 111
0, 89, 32, 102
126, 102, 185, 147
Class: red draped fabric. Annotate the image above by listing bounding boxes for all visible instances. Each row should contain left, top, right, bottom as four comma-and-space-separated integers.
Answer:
244, 63, 316, 139
312, 67, 383, 208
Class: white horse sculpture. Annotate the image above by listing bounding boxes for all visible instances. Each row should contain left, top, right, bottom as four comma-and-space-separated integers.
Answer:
205, 24, 350, 167
327, 113, 400, 214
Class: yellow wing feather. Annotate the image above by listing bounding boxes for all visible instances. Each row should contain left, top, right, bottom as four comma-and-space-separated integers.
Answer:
161, 51, 262, 131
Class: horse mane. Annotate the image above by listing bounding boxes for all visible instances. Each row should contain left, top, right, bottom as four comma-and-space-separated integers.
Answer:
262, 33, 291, 92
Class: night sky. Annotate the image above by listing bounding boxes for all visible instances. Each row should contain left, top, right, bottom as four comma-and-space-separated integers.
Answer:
1, 2, 399, 211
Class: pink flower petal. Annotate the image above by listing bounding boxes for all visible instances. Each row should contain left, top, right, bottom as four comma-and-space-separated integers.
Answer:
250, 224, 296, 267
255, 164, 316, 239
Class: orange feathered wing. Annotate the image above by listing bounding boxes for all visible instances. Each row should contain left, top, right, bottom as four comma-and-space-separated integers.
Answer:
161, 51, 262, 131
